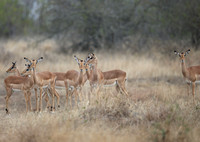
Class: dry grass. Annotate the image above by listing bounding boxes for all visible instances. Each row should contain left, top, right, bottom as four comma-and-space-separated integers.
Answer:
1, 38, 200, 142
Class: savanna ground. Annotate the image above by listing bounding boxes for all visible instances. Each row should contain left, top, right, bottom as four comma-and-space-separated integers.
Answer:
1, 38, 200, 142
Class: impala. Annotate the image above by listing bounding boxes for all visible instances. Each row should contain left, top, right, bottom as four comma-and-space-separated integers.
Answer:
64, 55, 87, 108
23, 57, 59, 112
84, 53, 104, 103
174, 49, 200, 103
44, 55, 88, 108
21, 64, 60, 111
85, 53, 129, 102
4, 62, 34, 113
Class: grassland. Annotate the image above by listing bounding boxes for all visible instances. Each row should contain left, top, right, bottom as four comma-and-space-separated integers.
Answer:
1, 38, 200, 142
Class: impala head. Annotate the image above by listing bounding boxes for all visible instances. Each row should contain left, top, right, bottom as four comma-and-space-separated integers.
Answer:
6, 62, 17, 73
85, 53, 97, 64
24, 57, 43, 70
74, 55, 85, 70
21, 64, 32, 76
174, 49, 190, 62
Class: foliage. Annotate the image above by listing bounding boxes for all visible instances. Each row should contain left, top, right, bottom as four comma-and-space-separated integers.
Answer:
1, 0, 200, 49
0, 0, 33, 37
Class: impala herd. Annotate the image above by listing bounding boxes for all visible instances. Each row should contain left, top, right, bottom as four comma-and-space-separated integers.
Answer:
4, 53, 128, 114
4, 49, 200, 114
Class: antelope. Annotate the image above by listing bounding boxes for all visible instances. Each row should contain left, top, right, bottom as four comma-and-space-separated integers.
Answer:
6, 62, 33, 110
43, 55, 88, 108
21, 64, 60, 111
4, 62, 34, 113
64, 55, 87, 108
84, 53, 104, 103
174, 49, 200, 103
7, 61, 55, 111
85, 53, 128, 101
43, 71, 78, 109
23, 57, 59, 112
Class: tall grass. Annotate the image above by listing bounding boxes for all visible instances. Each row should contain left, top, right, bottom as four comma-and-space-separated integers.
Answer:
1, 38, 200, 142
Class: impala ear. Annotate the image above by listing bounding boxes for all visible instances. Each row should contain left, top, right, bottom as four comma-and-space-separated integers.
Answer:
174, 50, 179, 55
74, 55, 80, 65
36, 57, 43, 64
92, 53, 96, 59
25, 63, 32, 67
24, 57, 31, 63
85, 56, 91, 63
91, 53, 95, 57
12, 61, 16, 65
185, 49, 190, 56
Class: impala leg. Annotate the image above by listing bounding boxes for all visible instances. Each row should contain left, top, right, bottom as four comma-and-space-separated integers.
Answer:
24, 91, 29, 113
192, 82, 195, 104
39, 87, 43, 112
187, 82, 190, 96
44, 88, 50, 110
27, 90, 32, 111
120, 85, 129, 96
118, 80, 129, 96
115, 82, 121, 94
5, 88, 12, 114
54, 89, 60, 108
65, 81, 71, 109
70, 89, 74, 109
66, 88, 69, 109
34, 88, 39, 112
74, 88, 79, 108
51, 85, 56, 111
79, 87, 83, 101
96, 85, 101, 104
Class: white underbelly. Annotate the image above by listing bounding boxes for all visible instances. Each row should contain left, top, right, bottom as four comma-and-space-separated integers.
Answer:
186, 80, 200, 84
12, 88, 22, 92
10, 84, 23, 91
55, 81, 65, 89
195, 81, 200, 84
103, 79, 117, 87
103, 82, 117, 87
55, 86, 66, 89
42, 85, 48, 88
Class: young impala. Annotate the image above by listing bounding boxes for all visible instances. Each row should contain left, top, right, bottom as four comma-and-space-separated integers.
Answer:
174, 49, 200, 103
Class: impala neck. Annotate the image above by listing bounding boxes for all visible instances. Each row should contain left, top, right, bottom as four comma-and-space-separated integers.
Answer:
181, 58, 188, 77
15, 68, 20, 76
78, 69, 84, 84
90, 62, 98, 81
85, 68, 90, 80
32, 68, 37, 84
83, 73, 88, 84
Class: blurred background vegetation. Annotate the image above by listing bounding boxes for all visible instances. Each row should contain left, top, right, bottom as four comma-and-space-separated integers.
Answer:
0, 0, 200, 51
